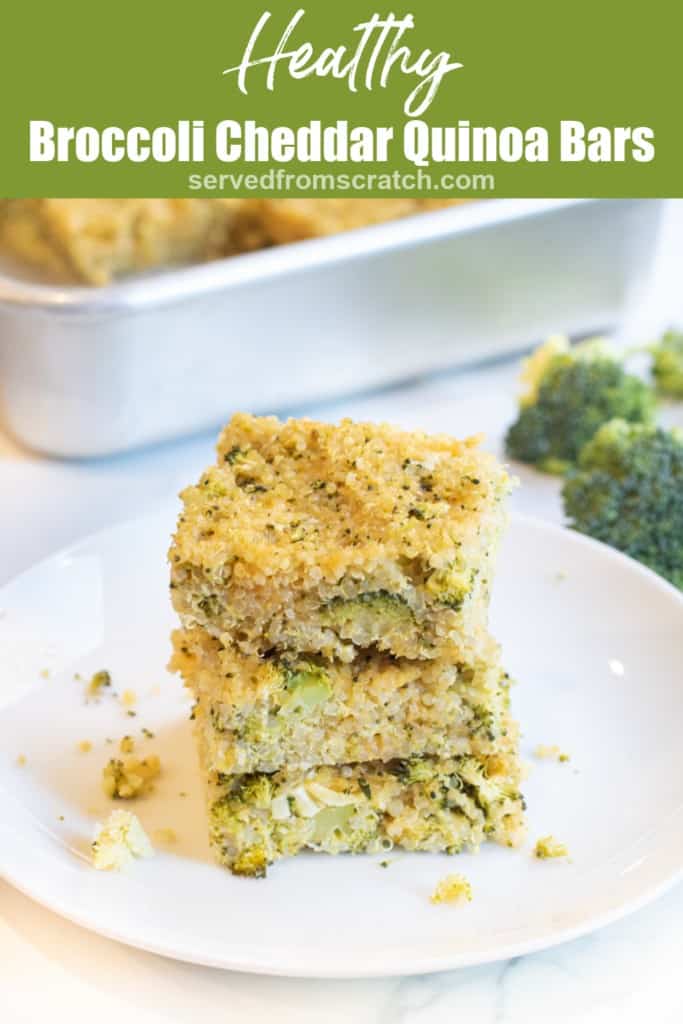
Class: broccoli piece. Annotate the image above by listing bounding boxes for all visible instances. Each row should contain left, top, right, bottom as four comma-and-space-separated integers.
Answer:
86, 669, 111, 698
320, 590, 415, 633
311, 803, 380, 853
231, 846, 269, 878
223, 445, 248, 464
101, 755, 161, 799
651, 330, 683, 398
236, 774, 274, 809
562, 419, 683, 589
310, 805, 355, 844
425, 564, 474, 610
279, 662, 332, 713
506, 337, 655, 473
534, 835, 569, 860
430, 873, 473, 905
387, 756, 435, 785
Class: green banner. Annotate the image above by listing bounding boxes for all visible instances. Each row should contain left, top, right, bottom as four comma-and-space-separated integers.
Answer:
2, 0, 680, 197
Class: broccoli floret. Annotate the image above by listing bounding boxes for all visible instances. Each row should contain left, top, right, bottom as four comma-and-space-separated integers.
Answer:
311, 803, 380, 853
562, 419, 683, 589
425, 564, 474, 610
651, 330, 683, 398
387, 756, 435, 785
231, 845, 269, 878
506, 337, 655, 473
321, 590, 415, 633
236, 774, 274, 809
223, 445, 248, 464
310, 805, 355, 844
279, 662, 332, 713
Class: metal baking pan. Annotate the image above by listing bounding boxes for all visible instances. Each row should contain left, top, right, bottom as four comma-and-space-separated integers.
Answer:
0, 198, 664, 458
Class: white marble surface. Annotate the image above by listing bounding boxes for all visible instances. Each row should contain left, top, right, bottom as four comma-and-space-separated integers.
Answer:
1, 201, 683, 1022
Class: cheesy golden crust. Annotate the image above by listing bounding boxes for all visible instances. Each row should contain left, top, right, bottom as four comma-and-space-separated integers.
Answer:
169, 414, 511, 660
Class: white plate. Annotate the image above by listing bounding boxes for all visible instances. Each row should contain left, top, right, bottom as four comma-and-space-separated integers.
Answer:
0, 506, 682, 978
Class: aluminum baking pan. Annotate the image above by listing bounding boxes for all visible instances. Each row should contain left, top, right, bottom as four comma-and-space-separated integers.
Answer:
0, 198, 664, 457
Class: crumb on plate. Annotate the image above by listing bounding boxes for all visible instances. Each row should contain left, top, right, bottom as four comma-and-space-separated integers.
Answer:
91, 809, 154, 870
154, 827, 178, 845
16, 754, 26, 766
534, 835, 569, 859
39, 668, 50, 679
533, 744, 570, 763
430, 873, 473, 905
77, 740, 93, 754
87, 669, 111, 698
102, 754, 161, 799
120, 689, 137, 708
119, 735, 135, 754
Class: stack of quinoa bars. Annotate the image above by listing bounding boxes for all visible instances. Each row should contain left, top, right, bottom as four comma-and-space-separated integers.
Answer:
169, 414, 525, 877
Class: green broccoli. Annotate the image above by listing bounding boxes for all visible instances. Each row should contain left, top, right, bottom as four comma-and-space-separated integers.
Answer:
231, 845, 269, 878
279, 662, 332, 713
651, 330, 683, 398
310, 805, 355, 844
505, 337, 655, 474
320, 590, 415, 633
425, 564, 475, 610
387, 756, 435, 785
236, 774, 274, 809
562, 419, 683, 589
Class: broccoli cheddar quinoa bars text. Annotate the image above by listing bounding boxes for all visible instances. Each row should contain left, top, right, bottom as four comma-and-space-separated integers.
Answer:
169, 414, 524, 876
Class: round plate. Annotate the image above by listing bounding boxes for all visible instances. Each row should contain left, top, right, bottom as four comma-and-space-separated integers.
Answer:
1, 505, 682, 978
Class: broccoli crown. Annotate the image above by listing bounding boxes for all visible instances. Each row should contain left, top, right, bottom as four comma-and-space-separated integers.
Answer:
506, 341, 654, 473
562, 419, 683, 589
651, 330, 683, 398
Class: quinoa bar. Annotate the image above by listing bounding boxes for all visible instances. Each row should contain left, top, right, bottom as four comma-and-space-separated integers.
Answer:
0, 198, 248, 284
169, 414, 511, 663
197, 712, 525, 878
171, 626, 512, 774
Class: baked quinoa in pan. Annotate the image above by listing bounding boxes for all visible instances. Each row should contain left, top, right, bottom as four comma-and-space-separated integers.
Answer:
171, 626, 513, 774
0, 198, 247, 284
0, 198, 465, 284
170, 414, 511, 662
